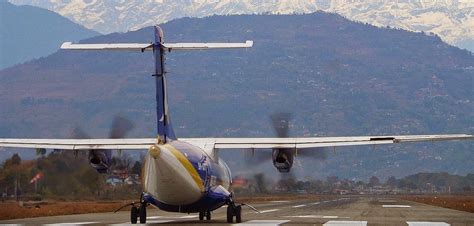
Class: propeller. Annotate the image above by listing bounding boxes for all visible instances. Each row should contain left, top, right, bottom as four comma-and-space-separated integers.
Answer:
71, 115, 135, 139
70, 115, 135, 173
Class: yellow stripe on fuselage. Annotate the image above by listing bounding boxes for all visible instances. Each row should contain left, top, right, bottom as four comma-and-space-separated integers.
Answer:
164, 144, 205, 192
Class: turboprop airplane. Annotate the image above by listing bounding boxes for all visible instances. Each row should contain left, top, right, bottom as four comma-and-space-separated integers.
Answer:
0, 25, 472, 224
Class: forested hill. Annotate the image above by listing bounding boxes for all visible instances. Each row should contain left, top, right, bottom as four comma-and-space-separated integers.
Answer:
0, 13, 472, 180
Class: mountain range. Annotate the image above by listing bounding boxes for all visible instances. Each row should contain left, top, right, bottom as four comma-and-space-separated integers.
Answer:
0, 13, 472, 180
8, 0, 474, 52
0, 1, 99, 69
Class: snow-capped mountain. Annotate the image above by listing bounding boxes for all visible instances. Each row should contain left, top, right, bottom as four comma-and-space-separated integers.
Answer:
8, 0, 474, 51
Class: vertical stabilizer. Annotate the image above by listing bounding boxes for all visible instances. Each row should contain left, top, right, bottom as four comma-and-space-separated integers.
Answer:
153, 26, 176, 143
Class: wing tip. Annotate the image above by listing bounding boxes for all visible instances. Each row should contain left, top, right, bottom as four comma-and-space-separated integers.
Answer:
60, 42, 73, 49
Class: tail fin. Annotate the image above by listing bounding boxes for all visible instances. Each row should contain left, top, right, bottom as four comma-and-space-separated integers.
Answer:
153, 26, 175, 142
61, 25, 252, 143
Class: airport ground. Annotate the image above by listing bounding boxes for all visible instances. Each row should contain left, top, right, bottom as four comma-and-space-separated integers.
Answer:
1, 195, 473, 225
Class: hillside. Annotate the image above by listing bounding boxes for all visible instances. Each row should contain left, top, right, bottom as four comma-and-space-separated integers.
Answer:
0, 1, 99, 69
0, 13, 472, 180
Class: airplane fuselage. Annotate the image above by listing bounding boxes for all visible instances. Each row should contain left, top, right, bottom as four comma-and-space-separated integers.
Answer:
141, 140, 232, 213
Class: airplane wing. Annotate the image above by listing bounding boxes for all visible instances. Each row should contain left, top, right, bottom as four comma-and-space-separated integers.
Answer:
0, 138, 155, 150
180, 134, 473, 151
0, 134, 471, 151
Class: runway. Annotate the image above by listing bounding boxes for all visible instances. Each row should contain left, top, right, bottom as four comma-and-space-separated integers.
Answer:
1, 197, 473, 225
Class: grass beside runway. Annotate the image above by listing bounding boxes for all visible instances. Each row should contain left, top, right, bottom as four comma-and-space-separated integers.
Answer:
401, 195, 474, 213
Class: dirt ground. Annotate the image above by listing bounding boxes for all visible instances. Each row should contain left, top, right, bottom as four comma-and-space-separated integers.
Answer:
0, 194, 325, 220
1, 194, 472, 220
401, 195, 474, 213
0, 200, 132, 220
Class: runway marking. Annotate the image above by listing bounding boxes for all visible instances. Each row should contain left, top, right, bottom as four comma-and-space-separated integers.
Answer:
239, 220, 290, 225
147, 216, 164, 219
407, 222, 450, 226
270, 201, 289, 203
179, 215, 198, 218
258, 209, 280, 213
382, 205, 411, 208
323, 221, 367, 226
144, 220, 176, 224
292, 204, 306, 208
312, 202, 321, 205
147, 215, 197, 219
45, 222, 99, 225
284, 215, 349, 219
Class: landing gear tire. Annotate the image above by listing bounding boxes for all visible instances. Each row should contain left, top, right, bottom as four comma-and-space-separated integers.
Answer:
226, 205, 234, 223
235, 205, 242, 223
226, 204, 242, 223
130, 206, 138, 224
206, 210, 211, 220
199, 211, 204, 221
139, 203, 147, 224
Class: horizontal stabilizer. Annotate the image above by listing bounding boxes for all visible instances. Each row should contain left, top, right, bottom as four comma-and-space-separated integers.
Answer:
60, 41, 253, 51
162, 40, 253, 50
61, 42, 153, 51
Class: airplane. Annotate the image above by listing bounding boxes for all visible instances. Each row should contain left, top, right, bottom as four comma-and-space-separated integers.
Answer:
0, 25, 472, 224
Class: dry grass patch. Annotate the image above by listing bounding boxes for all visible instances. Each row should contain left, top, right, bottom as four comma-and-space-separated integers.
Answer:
402, 195, 474, 213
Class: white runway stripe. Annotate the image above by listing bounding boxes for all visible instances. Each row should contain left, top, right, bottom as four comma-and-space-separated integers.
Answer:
407, 222, 450, 226
382, 205, 411, 208
258, 209, 280, 213
292, 204, 306, 208
238, 220, 290, 225
45, 222, 98, 225
179, 215, 198, 218
284, 215, 349, 219
323, 221, 367, 226
270, 201, 289, 203
312, 202, 320, 205
147, 216, 163, 219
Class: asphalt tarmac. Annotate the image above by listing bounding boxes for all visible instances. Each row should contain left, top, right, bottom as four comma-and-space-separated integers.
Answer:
1, 196, 473, 225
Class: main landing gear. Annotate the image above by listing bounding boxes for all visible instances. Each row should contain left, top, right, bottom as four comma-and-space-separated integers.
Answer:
112, 195, 148, 224
226, 201, 242, 223
198, 210, 212, 221
130, 202, 147, 224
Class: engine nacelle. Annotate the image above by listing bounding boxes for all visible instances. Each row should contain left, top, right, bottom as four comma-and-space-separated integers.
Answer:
272, 149, 294, 173
88, 150, 112, 173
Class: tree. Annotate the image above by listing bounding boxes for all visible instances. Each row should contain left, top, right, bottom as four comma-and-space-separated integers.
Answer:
253, 173, 267, 193
11, 154, 21, 165
36, 148, 46, 158
368, 176, 380, 187
131, 161, 142, 175
386, 176, 397, 188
